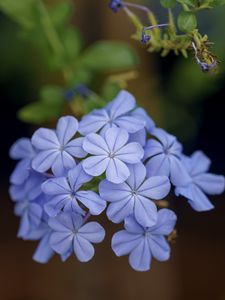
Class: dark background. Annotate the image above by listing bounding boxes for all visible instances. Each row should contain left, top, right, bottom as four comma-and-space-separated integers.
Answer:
1, 1, 225, 299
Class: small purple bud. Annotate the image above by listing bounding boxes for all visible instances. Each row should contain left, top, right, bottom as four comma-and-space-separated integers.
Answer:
141, 32, 151, 44
64, 89, 75, 102
108, 0, 123, 13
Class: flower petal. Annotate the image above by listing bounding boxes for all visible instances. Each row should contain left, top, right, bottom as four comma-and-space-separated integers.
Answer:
126, 163, 146, 190
175, 184, 214, 211
169, 156, 191, 186
10, 138, 34, 159
151, 128, 176, 149
148, 235, 170, 261
32, 150, 58, 173
83, 133, 108, 155
50, 232, 73, 255
56, 116, 78, 145
129, 129, 147, 147
129, 238, 151, 271
82, 156, 109, 176
78, 109, 109, 135
124, 215, 144, 234
115, 142, 144, 163
144, 139, 163, 161
42, 177, 71, 195
51, 151, 76, 176
194, 173, 225, 195
32, 128, 59, 150
134, 195, 157, 227
99, 179, 130, 202
149, 208, 177, 235
76, 191, 106, 215
78, 222, 105, 243
114, 116, 145, 133
131, 107, 155, 132
48, 212, 83, 232
10, 158, 31, 185
104, 127, 128, 152
189, 151, 211, 175
112, 230, 142, 256
65, 137, 87, 158
109, 90, 136, 119
138, 176, 170, 200
33, 233, 54, 264
106, 158, 130, 184
146, 154, 170, 177
44, 195, 70, 217
73, 235, 95, 262
106, 196, 134, 223
68, 164, 92, 191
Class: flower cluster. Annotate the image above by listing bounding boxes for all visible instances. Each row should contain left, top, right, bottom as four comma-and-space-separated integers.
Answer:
9, 90, 225, 271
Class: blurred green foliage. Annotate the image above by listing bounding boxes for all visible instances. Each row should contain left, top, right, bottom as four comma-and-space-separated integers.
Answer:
0, 0, 138, 124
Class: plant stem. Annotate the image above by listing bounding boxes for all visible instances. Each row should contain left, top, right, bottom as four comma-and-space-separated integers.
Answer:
38, 0, 72, 82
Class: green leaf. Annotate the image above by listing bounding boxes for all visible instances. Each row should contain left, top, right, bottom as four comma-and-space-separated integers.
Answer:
0, 0, 38, 29
18, 86, 65, 124
49, 1, 73, 28
60, 27, 83, 61
177, 11, 197, 32
212, 0, 225, 5
101, 80, 121, 101
177, 0, 197, 7
160, 0, 177, 8
79, 41, 138, 72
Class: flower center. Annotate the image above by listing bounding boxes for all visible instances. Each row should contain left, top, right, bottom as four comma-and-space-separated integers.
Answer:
59, 144, 65, 152
131, 190, 138, 196
108, 151, 115, 158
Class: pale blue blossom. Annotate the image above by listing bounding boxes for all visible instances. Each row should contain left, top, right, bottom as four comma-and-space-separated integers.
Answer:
82, 127, 144, 183
112, 209, 177, 271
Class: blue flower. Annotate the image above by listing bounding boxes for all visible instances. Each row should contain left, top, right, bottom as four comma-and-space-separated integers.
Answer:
144, 128, 190, 186
112, 209, 177, 271
175, 151, 225, 211
42, 163, 106, 217
31, 116, 87, 176
78, 90, 146, 136
9, 138, 36, 185
108, 0, 123, 13
48, 212, 105, 262
82, 127, 144, 183
99, 163, 170, 226
129, 107, 155, 147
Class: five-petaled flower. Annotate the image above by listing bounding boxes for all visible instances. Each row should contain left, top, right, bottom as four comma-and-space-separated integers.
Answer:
175, 151, 225, 211
78, 90, 146, 136
112, 209, 177, 271
99, 163, 170, 227
42, 163, 106, 217
82, 127, 144, 183
31, 116, 87, 176
144, 128, 190, 186
48, 212, 105, 262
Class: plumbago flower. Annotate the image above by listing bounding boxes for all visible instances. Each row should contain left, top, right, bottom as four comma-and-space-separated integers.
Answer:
175, 151, 225, 211
32, 116, 86, 176
9, 89, 225, 271
112, 209, 177, 271
82, 127, 144, 183
99, 163, 170, 226
144, 128, 190, 186
42, 163, 106, 217
78, 90, 146, 136
48, 212, 105, 262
